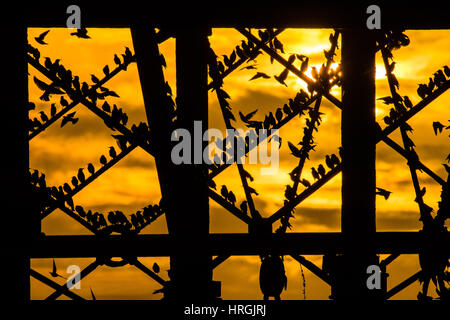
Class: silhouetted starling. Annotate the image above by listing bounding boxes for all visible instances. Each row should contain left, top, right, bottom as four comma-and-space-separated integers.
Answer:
77, 168, 85, 183
71, 27, 90, 39
87, 163, 95, 175
109, 146, 117, 159
35, 30, 50, 45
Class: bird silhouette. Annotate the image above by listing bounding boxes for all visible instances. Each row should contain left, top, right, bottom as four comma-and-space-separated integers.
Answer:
114, 54, 121, 66
100, 155, 107, 166
77, 168, 85, 183
112, 134, 128, 152
432, 121, 444, 135
109, 146, 117, 159
75, 205, 86, 218
71, 176, 79, 187
63, 183, 72, 194
338, 147, 344, 159
330, 154, 340, 167
417, 84, 429, 99
427, 78, 435, 92
49, 259, 66, 279
443, 65, 450, 78
311, 167, 320, 181
325, 155, 333, 169
101, 101, 111, 113
376, 187, 392, 200
240, 200, 248, 214
71, 27, 90, 39
39, 111, 48, 123
61, 112, 78, 127
239, 109, 258, 123
300, 179, 311, 188
403, 96, 413, 109
288, 142, 302, 158
91, 74, 100, 84
275, 108, 283, 122
317, 164, 326, 178
87, 163, 95, 175
239, 64, 258, 71
208, 179, 217, 190
103, 65, 110, 76
300, 57, 309, 73
249, 72, 270, 81
377, 96, 395, 105
50, 103, 57, 117
248, 186, 259, 196
274, 68, 289, 87
227, 191, 236, 205
282, 103, 292, 116
220, 185, 229, 199
35, 30, 50, 45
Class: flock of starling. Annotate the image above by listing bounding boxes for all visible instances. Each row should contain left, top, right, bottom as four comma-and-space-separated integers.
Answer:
28, 29, 136, 136
214, 29, 283, 77
29, 167, 164, 234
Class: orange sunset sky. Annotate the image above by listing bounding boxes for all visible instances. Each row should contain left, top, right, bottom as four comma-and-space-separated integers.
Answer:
28, 28, 449, 300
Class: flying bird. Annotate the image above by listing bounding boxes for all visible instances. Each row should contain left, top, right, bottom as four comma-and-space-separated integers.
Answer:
239, 64, 258, 71
239, 109, 258, 123
274, 68, 289, 87
376, 187, 392, 200
249, 72, 270, 81
71, 27, 90, 39
288, 142, 302, 158
61, 112, 78, 127
432, 121, 444, 135
35, 30, 50, 45
49, 259, 65, 279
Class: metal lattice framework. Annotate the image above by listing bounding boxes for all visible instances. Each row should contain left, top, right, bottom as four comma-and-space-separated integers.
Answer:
3, 4, 450, 304
23, 26, 450, 301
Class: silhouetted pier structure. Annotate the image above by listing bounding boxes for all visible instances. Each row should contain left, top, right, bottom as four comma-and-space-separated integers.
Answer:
3, 3, 450, 304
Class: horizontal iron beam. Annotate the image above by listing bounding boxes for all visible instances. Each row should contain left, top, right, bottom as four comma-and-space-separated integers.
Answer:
19, 3, 450, 29
30, 232, 450, 258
